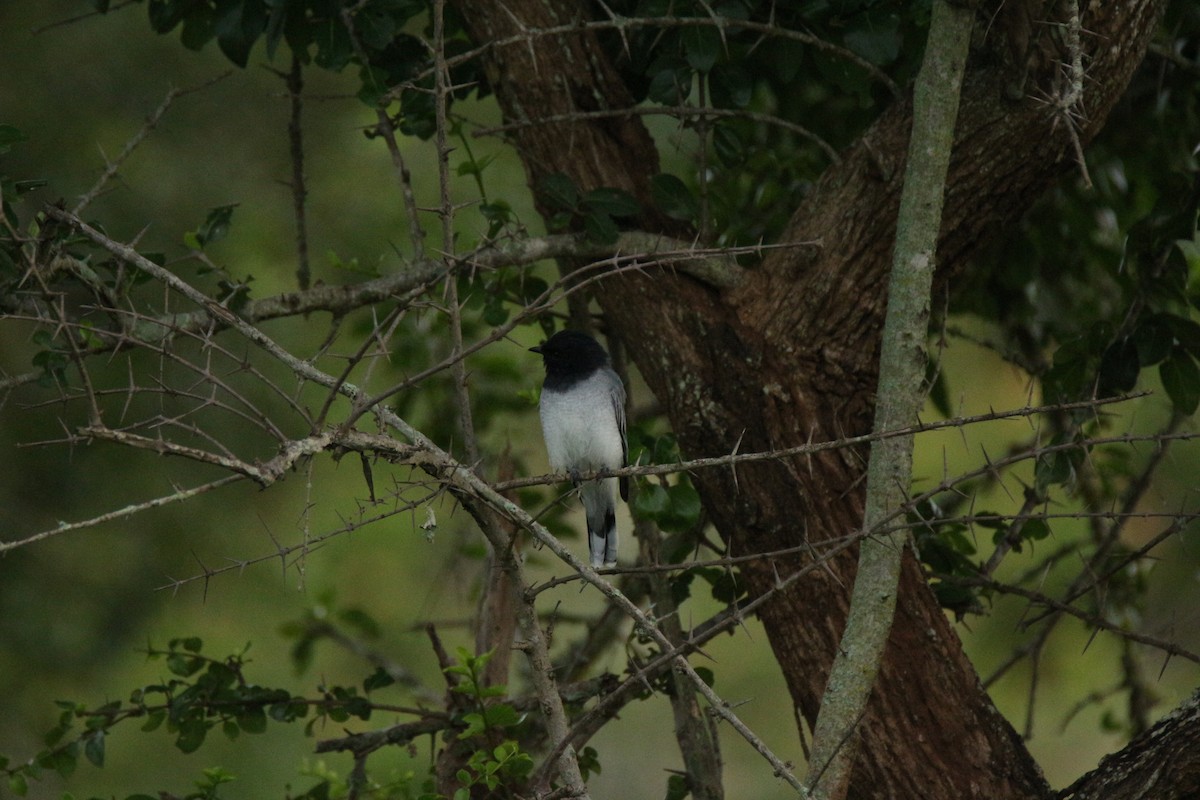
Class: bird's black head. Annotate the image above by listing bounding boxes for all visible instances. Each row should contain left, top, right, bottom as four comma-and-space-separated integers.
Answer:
530, 330, 610, 386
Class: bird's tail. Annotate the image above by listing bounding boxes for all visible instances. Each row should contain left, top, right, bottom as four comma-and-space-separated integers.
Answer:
580, 478, 618, 569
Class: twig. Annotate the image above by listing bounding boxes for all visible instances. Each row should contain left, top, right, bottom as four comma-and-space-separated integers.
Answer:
341, 4, 428, 261
433, 0, 480, 467
72, 74, 232, 215
284, 55, 312, 290
944, 572, 1200, 666
0, 476, 242, 553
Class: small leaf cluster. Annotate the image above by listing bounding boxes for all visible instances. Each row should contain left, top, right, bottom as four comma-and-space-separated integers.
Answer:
461, 268, 549, 328
627, 431, 749, 611
912, 497, 1052, 618
628, 432, 704, 536
108, 0, 488, 129
538, 174, 642, 245
0, 634, 407, 798
129, 0, 423, 70
443, 649, 533, 800
0, 125, 47, 277
598, 1, 929, 245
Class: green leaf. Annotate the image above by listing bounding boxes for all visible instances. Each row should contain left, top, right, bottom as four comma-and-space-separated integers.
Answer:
708, 569, 744, 603
1160, 348, 1200, 414
1035, 448, 1076, 493
148, 0, 190, 33
844, 17, 902, 66
175, 719, 208, 754
1163, 313, 1200, 356
356, 3, 400, 50
1021, 517, 1051, 542
646, 60, 692, 105
180, 8, 216, 51
38, 742, 77, 777
83, 732, 105, 768
582, 187, 640, 218
578, 745, 601, 779
933, 581, 980, 615
237, 706, 268, 734
711, 121, 745, 166
214, 0, 268, 68
480, 201, 513, 236
682, 24, 722, 72
1134, 316, 1174, 366
710, 63, 751, 108
483, 704, 521, 729
198, 766, 237, 790
632, 484, 670, 519
268, 699, 299, 722
188, 204, 238, 249
583, 211, 619, 245
483, 296, 509, 326
363, 666, 396, 693
661, 481, 702, 532
141, 709, 167, 732
8, 772, 28, 797
1097, 336, 1139, 396
666, 773, 689, 800
458, 712, 486, 739
166, 653, 204, 677
651, 174, 698, 222
539, 173, 579, 211
457, 154, 495, 179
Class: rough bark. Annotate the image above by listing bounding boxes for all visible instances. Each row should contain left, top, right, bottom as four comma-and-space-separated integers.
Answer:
449, 0, 1167, 797
1061, 689, 1200, 800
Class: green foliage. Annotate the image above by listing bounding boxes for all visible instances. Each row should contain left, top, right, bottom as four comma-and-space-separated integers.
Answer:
442, 649, 534, 798
599, 0, 930, 246
0, 637, 317, 796
0, 619, 516, 799
0, 125, 47, 278
538, 173, 641, 245
184, 204, 238, 251
453, 741, 534, 797
628, 432, 703, 535
651, 173, 700, 224
113, 0, 488, 135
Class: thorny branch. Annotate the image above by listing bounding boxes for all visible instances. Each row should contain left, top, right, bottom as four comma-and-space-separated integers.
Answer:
5, 7, 1198, 792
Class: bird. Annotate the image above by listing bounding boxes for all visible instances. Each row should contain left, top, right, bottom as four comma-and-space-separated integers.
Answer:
530, 329, 628, 568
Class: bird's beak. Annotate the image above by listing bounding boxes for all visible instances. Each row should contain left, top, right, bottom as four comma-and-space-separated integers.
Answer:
529, 344, 543, 354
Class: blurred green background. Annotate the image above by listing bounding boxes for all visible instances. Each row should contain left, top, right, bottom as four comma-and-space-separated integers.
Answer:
1, 3, 1198, 798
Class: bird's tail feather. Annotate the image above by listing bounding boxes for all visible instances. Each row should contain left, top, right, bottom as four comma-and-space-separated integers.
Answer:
581, 479, 618, 568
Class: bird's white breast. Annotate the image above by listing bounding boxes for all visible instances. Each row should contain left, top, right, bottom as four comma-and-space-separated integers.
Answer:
538, 371, 624, 472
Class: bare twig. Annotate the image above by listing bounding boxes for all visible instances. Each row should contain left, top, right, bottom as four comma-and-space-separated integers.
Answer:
283, 55, 312, 290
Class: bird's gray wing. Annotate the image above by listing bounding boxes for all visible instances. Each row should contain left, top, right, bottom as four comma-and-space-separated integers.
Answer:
604, 366, 629, 501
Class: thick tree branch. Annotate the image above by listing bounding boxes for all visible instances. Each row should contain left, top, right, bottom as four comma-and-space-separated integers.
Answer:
805, 4, 973, 797
1060, 689, 1200, 800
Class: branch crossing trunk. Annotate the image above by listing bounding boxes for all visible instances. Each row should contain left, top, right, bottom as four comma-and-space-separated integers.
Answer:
804, 3, 976, 797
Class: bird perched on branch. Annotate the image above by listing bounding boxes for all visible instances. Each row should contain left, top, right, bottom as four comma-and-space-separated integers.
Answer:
530, 329, 628, 568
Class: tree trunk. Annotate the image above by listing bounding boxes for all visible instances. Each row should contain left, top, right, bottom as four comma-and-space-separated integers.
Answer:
449, 0, 1167, 797
1061, 689, 1200, 799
